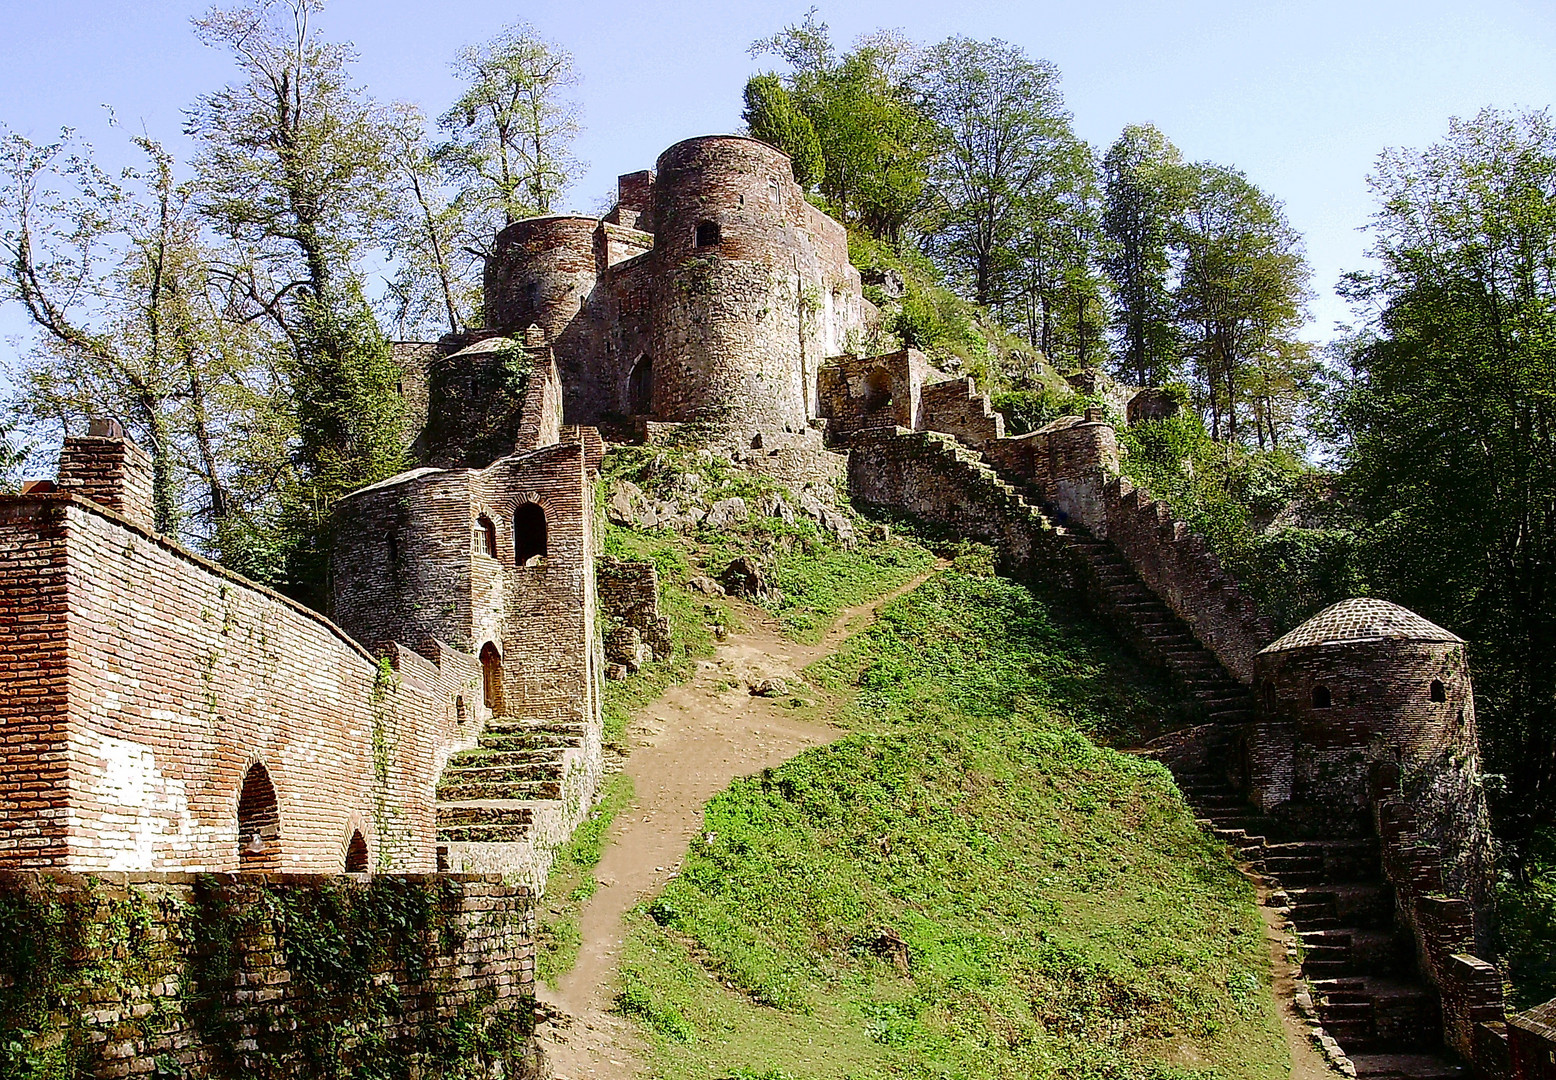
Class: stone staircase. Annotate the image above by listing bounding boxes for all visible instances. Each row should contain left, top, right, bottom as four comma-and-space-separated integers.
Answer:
844, 428, 1467, 1078
1168, 730, 1464, 1079
434, 714, 586, 846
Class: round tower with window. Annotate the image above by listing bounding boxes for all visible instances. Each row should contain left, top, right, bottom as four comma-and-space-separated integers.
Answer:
1248, 597, 1492, 905
647, 135, 861, 436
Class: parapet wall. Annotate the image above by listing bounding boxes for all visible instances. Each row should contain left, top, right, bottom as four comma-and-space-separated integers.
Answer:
0, 495, 472, 873
0, 871, 542, 1079
846, 428, 1079, 587
1100, 477, 1274, 683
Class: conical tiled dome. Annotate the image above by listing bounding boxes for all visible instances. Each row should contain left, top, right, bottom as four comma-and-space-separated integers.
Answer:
1259, 598, 1462, 654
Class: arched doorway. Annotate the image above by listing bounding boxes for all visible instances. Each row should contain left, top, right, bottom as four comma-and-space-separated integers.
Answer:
863, 369, 893, 415
515, 503, 547, 566
345, 829, 369, 873
480, 642, 503, 714
628, 355, 653, 415
237, 762, 280, 871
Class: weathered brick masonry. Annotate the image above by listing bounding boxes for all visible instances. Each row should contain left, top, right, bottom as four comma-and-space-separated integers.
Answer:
0, 871, 542, 1079
0, 493, 474, 873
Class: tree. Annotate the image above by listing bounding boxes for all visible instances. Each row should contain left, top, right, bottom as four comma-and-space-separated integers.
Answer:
742, 74, 824, 189
1337, 109, 1556, 843
1173, 163, 1310, 443
750, 14, 934, 245
1008, 131, 1104, 367
1102, 124, 1189, 386
187, 0, 407, 600
0, 124, 275, 537
439, 22, 583, 234
383, 103, 480, 338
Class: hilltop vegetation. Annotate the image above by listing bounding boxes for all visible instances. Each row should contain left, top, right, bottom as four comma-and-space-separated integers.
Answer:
612, 563, 1288, 1079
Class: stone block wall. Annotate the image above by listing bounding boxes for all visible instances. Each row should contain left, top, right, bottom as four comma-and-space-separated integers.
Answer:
917, 376, 1006, 450
596, 556, 672, 670
0, 871, 542, 1080
1101, 477, 1274, 683
846, 428, 1079, 587
0, 495, 472, 874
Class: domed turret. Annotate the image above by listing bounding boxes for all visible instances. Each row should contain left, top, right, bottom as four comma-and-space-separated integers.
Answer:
1249, 597, 1491, 921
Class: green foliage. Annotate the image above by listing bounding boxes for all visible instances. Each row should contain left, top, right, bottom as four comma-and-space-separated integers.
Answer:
1496, 834, 1556, 1010
1335, 107, 1556, 850
743, 75, 824, 189
1102, 124, 1190, 386
619, 572, 1286, 1078
0, 876, 531, 1079
991, 387, 1090, 436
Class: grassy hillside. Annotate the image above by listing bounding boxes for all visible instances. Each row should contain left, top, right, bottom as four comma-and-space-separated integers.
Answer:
615, 567, 1289, 1079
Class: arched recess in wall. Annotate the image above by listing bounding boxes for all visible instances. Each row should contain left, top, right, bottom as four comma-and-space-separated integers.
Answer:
1312, 685, 1332, 709
237, 762, 280, 871
695, 220, 720, 247
480, 642, 503, 714
863, 370, 893, 414
515, 503, 547, 566
628, 355, 653, 415
1430, 679, 1447, 703
345, 829, 369, 873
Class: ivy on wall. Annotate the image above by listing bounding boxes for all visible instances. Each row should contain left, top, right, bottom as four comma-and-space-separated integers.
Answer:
0, 875, 536, 1080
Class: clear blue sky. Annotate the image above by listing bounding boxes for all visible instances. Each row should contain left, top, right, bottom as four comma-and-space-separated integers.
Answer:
2, 0, 1553, 365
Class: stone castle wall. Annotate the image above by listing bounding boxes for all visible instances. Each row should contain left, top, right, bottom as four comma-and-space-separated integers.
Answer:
0, 871, 541, 1079
0, 495, 475, 874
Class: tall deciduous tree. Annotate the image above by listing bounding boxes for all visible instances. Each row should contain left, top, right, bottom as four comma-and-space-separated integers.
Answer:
1174, 163, 1310, 443
1338, 109, 1556, 842
187, 0, 407, 600
751, 14, 934, 246
0, 124, 278, 539
1102, 124, 1189, 386
439, 22, 583, 234
915, 37, 1073, 307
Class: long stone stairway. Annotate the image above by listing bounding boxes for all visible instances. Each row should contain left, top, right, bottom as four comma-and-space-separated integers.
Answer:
434, 710, 586, 847
844, 428, 1468, 1078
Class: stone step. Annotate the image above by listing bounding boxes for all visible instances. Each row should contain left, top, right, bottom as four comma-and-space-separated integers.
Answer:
436, 777, 563, 802
1347, 1053, 1466, 1079
447, 748, 561, 768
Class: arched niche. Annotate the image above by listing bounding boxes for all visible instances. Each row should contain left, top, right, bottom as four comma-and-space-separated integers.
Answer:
237, 762, 281, 871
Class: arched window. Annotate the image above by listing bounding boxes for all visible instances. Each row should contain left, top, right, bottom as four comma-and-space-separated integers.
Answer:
1430, 679, 1446, 703
237, 762, 280, 871
480, 642, 503, 713
695, 220, 720, 247
345, 830, 369, 873
1312, 685, 1332, 709
863, 370, 893, 414
476, 515, 497, 558
628, 356, 653, 415
1259, 679, 1276, 712
515, 503, 547, 566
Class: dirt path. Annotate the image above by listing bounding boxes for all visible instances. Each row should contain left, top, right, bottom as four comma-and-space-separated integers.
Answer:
539, 565, 946, 1080
1257, 882, 1341, 1079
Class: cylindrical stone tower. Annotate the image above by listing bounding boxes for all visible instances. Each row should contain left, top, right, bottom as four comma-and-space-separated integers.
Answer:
647, 136, 816, 435
1249, 598, 1492, 912
484, 215, 600, 336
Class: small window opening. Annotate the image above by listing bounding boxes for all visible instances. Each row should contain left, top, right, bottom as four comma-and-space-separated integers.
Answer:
480, 642, 502, 713
237, 762, 280, 871
1312, 685, 1332, 709
345, 830, 369, 873
455, 695, 467, 723
436, 845, 450, 873
628, 355, 653, 415
524, 280, 539, 309
1260, 679, 1276, 712
1430, 679, 1446, 703
386, 528, 399, 568
695, 220, 720, 247
477, 515, 497, 558
515, 503, 547, 566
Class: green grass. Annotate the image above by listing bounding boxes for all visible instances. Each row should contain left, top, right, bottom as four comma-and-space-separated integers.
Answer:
537, 773, 635, 987
618, 570, 1288, 1079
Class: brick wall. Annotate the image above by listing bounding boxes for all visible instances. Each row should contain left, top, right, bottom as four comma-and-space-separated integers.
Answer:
57, 424, 155, 531
0, 871, 542, 1079
0, 495, 473, 873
